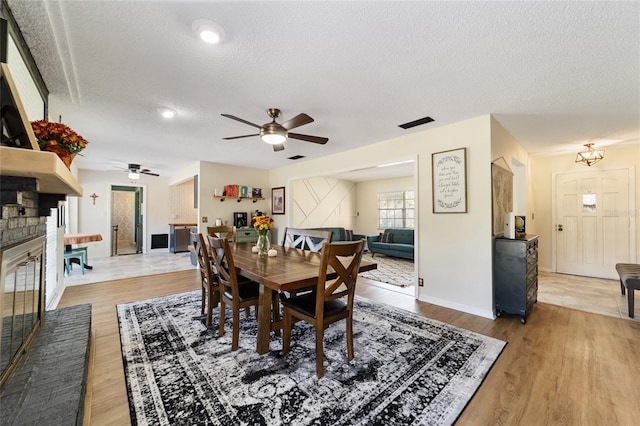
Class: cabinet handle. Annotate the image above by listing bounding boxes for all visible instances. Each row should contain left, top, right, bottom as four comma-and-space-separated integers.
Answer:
557, 224, 563, 231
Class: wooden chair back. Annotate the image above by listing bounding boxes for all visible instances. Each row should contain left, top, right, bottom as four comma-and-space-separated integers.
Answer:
207, 225, 236, 242
281, 239, 365, 377
282, 227, 333, 252
208, 235, 260, 350
191, 232, 219, 326
315, 239, 365, 315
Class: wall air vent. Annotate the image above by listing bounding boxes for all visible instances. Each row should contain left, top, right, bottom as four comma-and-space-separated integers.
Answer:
398, 116, 434, 129
287, 155, 305, 160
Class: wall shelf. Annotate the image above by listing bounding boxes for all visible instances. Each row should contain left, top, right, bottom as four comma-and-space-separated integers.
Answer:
214, 195, 264, 203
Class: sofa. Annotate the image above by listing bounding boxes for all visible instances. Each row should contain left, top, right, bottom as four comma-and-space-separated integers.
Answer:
308, 227, 366, 242
366, 228, 414, 259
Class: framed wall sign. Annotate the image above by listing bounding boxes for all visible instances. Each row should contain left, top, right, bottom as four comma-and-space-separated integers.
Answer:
272, 186, 285, 214
432, 147, 467, 213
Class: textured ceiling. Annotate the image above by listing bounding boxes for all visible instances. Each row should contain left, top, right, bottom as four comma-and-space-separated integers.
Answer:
6, 1, 639, 179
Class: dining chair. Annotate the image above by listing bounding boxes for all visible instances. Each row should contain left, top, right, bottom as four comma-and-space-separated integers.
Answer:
281, 239, 365, 378
208, 236, 260, 351
206, 225, 236, 242
281, 228, 334, 300
192, 232, 220, 327
282, 227, 333, 252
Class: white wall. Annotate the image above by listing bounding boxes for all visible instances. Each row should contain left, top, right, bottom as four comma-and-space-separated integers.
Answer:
356, 176, 414, 236
490, 116, 534, 233
197, 161, 271, 233
76, 170, 172, 258
270, 115, 495, 318
291, 177, 356, 229
531, 144, 640, 270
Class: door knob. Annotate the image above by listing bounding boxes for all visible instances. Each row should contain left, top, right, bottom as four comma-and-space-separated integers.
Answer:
557, 224, 563, 231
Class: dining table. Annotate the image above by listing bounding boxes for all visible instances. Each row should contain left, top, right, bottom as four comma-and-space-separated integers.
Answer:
228, 241, 377, 354
64, 233, 103, 269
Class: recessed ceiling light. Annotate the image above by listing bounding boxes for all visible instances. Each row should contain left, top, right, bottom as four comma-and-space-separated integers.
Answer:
157, 107, 177, 119
192, 19, 225, 44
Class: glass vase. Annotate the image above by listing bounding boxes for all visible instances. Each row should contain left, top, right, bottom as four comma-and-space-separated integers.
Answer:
257, 231, 270, 256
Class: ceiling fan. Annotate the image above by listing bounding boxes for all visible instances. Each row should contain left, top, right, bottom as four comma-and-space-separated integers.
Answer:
221, 108, 329, 151
124, 163, 159, 179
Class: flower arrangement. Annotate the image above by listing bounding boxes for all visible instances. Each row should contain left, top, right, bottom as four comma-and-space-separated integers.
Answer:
30, 120, 89, 169
251, 215, 273, 233
31, 120, 89, 154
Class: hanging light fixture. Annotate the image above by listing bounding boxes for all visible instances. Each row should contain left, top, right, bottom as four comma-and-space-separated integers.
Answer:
575, 143, 604, 166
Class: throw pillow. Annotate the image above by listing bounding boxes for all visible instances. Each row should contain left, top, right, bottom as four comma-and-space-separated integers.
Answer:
376, 233, 384, 242
345, 229, 353, 241
381, 232, 394, 243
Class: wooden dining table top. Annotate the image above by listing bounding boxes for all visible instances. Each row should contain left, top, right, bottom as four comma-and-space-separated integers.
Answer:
64, 233, 103, 245
227, 241, 377, 354
228, 242, 377, 292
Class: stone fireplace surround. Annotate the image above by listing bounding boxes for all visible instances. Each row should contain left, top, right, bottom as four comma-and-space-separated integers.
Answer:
0, 176, 92, 425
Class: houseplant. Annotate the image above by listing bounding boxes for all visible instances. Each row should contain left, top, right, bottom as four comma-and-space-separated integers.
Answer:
251, 215, 273, 256
30, 120, 89, 169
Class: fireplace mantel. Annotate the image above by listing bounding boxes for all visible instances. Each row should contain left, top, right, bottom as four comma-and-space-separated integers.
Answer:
0, 146, 82, 196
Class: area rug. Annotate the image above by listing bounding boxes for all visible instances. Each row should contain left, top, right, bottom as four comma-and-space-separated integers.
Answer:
117, 291, 505, 426
359, 254, 415, 287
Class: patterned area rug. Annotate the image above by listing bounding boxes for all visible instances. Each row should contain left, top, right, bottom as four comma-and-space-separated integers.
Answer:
359, 255, 415, 287
117, 291, 505, 425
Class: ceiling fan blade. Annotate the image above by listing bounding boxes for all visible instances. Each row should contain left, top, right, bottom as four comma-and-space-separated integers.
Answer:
273, 143, 285, 152
221, 114, 262, 129
281, 113, 314, 130
288, 133, 329, 144
223, 134, 260, 140
140, 169, 159, 176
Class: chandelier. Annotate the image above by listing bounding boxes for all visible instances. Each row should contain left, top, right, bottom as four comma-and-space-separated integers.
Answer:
575, 143, 604, 166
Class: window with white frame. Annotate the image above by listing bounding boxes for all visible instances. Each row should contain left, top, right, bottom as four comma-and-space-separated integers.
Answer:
377, 190, 415, 229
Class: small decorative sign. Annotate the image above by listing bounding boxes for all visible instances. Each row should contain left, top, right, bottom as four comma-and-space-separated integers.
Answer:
432, 147, 467, 213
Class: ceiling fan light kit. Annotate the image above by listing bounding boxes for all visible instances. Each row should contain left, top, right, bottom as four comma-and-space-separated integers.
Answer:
125, 163, 160, 178
157, 107, 177, 119
575, 143, 605, 166
221, 108, 328, 151
192, 19, 224, 44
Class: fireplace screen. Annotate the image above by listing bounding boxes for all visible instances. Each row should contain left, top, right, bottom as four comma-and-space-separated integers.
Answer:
0, 236, 45, 387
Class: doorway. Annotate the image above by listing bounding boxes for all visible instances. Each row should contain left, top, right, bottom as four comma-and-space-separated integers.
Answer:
554, 168, 632, 279
111, 185, 144, 255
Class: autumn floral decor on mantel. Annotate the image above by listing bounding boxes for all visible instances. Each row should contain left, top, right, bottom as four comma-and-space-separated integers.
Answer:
30, 120, 89, 169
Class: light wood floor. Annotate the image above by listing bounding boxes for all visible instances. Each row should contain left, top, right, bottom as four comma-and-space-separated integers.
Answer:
58, 271, 640, 425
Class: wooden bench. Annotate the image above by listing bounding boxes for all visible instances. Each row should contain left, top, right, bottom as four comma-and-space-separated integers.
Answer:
615, 263, 640, 318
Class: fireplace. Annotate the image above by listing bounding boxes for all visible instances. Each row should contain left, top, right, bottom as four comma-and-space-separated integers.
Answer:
0, 236, 45, 387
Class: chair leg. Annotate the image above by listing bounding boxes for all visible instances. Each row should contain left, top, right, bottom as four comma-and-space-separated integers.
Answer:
232, 305, 240, 351
315, 326, 324, 378
346, 316, 354, 360
201, 287, 206, 315
282, 310, 291, 353
206, 288, 214, 327
219, 300, 226, 337
628, 288, 635, 318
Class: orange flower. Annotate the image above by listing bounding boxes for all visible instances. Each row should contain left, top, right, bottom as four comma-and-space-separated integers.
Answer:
251, 215, 274, 232
30, 120, 89, 154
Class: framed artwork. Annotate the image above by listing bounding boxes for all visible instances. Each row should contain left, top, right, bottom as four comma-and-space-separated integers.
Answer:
432, 147, 467, 213
272, 187, 285, 214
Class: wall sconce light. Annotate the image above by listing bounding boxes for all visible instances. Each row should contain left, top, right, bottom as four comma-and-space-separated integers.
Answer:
575, 143, 605, 166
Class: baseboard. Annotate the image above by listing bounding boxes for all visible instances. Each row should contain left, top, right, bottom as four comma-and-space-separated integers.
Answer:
419, 294, 495, 320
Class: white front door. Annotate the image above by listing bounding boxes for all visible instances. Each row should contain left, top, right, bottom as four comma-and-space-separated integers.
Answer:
555, 169, 630, 279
